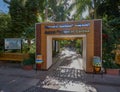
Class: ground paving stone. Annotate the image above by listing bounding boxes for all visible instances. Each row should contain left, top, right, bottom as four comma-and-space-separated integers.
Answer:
0, 48, 120, 92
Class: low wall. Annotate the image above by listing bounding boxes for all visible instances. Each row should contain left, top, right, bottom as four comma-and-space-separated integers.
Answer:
0, 53, 29, 62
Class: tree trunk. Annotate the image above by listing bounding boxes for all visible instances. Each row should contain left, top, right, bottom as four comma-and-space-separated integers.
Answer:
27, 39, 31, 52
93, 0, 97, 19
3, 0, 10, 4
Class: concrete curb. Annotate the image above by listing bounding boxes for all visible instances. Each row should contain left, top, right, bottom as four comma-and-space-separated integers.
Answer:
86, 74, 120, 86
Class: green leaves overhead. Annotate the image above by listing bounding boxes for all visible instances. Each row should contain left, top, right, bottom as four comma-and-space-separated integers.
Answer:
0, 13, 11, 38
96, 0, 120, 19
45, 0, 70, 21
4, 0, 45, 38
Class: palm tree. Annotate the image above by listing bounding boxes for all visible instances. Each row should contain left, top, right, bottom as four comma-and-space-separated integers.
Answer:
45, 0, 74, 21
71, 0, 105, 19
73, 0, 92, 20
46, 0, 99, 21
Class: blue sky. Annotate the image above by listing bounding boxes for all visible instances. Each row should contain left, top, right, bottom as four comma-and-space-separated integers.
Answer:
0, 0, 9, 13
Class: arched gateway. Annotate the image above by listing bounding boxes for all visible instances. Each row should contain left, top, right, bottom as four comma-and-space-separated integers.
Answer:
36, 20, 102, 73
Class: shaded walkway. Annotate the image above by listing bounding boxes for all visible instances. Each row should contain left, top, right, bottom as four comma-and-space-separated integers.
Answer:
23, 47, 97, 92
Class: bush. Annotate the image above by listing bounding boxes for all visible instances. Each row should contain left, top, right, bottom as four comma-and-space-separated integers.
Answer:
103, 60, 120, 69
23, 53, 35, 65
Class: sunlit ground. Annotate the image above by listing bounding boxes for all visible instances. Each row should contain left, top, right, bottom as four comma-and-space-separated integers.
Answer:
39, 47, 97, 92
60, 47, 83, 69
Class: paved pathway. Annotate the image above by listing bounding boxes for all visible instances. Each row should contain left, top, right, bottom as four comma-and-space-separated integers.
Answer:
0, 48, 120, 92
24, 48, 97, 92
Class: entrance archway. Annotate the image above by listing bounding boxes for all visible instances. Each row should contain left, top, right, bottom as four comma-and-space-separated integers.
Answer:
36, 20, 102, 72
47, 35, 86, 70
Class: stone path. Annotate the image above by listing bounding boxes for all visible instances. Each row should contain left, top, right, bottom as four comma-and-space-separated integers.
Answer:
0, 47, 120, 92
23, 48, 97, 92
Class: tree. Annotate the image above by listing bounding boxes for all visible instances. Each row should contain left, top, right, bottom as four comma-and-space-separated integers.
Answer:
96, 0, 120, 19
0, 13, 11, 52
10, 0, 26, 37
3, 0, 45, 52
0, 13, 12, 37
46, 0, 93, 21
72, 0, 92, 20
44, 0, 72, 21
72, 0, 117, 19
3, 0, 45, 38
100, 0, 120, 61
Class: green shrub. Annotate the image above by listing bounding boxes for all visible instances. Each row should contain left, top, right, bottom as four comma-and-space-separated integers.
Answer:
23, 53, 35, 65
103, 60, 120, 69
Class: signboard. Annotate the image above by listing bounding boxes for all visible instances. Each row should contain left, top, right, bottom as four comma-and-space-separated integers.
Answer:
36, 55, 43, 63
44, 22, 91, 35
5, 38, 22, 50
45, 23, 90, 29
45, 30, 90, 34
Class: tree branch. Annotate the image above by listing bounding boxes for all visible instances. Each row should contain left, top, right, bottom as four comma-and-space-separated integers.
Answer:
3, 0, 10, 4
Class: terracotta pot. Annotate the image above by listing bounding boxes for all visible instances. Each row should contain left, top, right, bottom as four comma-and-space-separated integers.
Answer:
95, 67, 101, 72
36, 63, 41, 70
23, 65, 33, 70
106, 69, 120, 75
93, 66, 101, 73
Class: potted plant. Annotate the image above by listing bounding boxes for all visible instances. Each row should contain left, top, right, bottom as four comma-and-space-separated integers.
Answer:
22, 53, 35, 70
93, 56, 102, 73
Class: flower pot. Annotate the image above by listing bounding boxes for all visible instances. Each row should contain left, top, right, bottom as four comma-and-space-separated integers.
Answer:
93, 66, 101, 73
36, 63, 41, 70
23, 65, 33, 70
95, 67, 101, 72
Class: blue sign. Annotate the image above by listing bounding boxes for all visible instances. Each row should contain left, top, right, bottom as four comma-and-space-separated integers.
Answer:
36, 59, 43, 63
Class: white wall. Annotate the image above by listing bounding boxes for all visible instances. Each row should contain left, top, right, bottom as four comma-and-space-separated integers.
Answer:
47, 36, 52, 69
82, 36, 87, 71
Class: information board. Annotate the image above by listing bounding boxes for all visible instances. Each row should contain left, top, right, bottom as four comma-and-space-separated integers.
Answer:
5, 38, 22, 50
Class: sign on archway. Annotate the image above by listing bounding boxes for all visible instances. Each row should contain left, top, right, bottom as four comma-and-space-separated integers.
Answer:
36, 20, 102, 73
